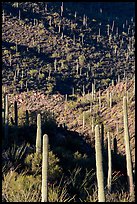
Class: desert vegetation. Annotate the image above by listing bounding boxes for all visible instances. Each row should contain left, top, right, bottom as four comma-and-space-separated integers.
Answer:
2, 2, 135, 202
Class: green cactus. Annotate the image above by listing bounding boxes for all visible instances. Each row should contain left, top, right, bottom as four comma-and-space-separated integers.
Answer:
2, 10, 5, 23
118, 74, 120, 83
123, 96, 134, 197
18, 9, 21, 20
112, 79, 114, 86
95, 125, 105, 202
133, 75, 135, 95
4, 94, 9, 144
92, 83, 96, 100
100, 123, 104, 154
99, 89, 101, 109
91, 116, 94, 133
54, 59, 57, 71
107, 89, 109, 106
90, 102, 92, 113
72, 87, 75, 96
42, 134, 49, 202
15, 39, 18, 53
92, 83, 94, 100
107, 131, 112, 192
36, 113, 42, 153
109, 92, 112, 108
14, 101, 18, 126
83, 111, 85, 130
9, 54, 12, 66
82, 85, 85, 96
126, 90, 129, 103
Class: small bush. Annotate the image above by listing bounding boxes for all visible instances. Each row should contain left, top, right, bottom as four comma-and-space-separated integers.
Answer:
25, 150, 63, 181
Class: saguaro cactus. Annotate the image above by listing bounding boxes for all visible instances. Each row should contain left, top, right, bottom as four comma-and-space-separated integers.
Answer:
92, 83, 95, 100
107, 131, 112, 192
42, 134, 49, 202
83, 111, 85, 130
100, 123, 104, 154
91, 116, 94, 133
109, 92, 112, 108
2, 10, 5, 23
19, 9, 21, 21
54, 58, 57, 71
95, 125, 105, 202
36, 113, 42, 153
72, 87, 75, 96
99, 89, 101, 109
4, 94, 9, 144
133, 75, 135, 95
82, 85, 85, 96
123, 96, 134, 197
14, 101, 18, 126
107, 89, 109, 106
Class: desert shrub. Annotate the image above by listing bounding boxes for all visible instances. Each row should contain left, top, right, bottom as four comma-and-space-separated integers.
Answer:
66, 167, 96, 201
78, 54, 85, 67
2, 171, 41, 202
2, 143, 29, 174
25, 150, 63, 182
2, 170, 75, 202
45, 82, 54, 95
48, 179, 75, 202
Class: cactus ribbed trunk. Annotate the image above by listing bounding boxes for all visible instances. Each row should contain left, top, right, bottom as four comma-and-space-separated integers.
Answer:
123, 96, 134, 197
83, 111, 85, 130
100, 124, 104, 154
92, 83, 94, 100
107, 89, 109, 107
42, 134, 48, 202
133, 75, 135, 95
107, 131, 112, 192
36, 113, 42, 153
95, 125, 105, 202
14, 101, 18, 126
82, 85, 85, 96
99, 89, 101, 109
91, 116, 94, 133
110, 92, 112, 108
4, 94, 9, 144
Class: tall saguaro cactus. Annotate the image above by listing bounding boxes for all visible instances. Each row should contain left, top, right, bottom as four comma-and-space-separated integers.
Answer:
98, 89, 101, 109
36, 113, 42, 153
123, 96, 134, 197
107, 89, 109, 106
42, 134, 49, 202
109, 92, 112, 108
83, 111, 85, 130
100, 123, 104, 154
95, 125, 105, 202
4, 94, 9, 144
14, 101, 18, 126
107, 131, 112, 192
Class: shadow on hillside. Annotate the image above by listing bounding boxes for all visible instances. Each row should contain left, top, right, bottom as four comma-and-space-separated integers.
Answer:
2, 108, 134, 195
2, 41, 52, 64
2, 40, 82, 95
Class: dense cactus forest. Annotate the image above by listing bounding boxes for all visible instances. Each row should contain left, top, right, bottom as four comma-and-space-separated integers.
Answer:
2, 2, 135, 202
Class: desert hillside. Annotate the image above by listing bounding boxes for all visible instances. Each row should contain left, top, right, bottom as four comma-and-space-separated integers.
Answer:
2, 2, 135, 202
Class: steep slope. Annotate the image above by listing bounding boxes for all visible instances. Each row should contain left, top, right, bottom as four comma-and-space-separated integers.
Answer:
2, 2, 135, 95
7, 78, 135, 169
